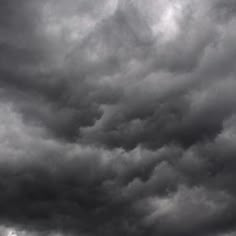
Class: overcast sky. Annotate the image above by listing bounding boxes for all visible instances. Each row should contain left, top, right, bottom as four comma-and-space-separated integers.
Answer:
1, 0, 236, 235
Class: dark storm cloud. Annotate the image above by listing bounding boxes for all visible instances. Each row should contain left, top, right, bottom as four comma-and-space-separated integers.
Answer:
1, 0, 236, 236
1, 104, 236, 236
0, 0, 116, 141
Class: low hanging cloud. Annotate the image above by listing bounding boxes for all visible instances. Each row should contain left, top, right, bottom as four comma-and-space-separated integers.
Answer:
1, 0, 236, 236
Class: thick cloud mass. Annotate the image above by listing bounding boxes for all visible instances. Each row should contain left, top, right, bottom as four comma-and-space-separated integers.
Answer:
1, 0, 236, 235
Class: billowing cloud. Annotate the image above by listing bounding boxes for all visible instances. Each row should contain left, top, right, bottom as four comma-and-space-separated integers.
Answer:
1, 0, 236, 235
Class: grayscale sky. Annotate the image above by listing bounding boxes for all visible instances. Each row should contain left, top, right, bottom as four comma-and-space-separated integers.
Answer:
1, 0, 236, 235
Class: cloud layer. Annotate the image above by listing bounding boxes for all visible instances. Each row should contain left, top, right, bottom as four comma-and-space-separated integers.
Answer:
1, 0, 236, 235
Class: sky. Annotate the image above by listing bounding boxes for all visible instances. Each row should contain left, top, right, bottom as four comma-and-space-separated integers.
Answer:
0, 0, 236, 235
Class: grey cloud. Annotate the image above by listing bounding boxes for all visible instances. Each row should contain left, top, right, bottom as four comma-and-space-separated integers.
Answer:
1, 0, 236, 236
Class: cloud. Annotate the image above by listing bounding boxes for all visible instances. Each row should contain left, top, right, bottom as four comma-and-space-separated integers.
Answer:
1, 0, 236, 235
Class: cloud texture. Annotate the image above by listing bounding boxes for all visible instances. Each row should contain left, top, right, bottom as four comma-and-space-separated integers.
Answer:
1, 0, 236, 235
